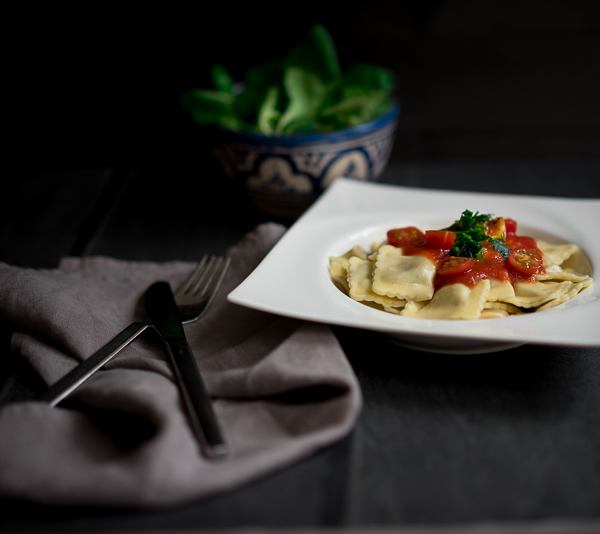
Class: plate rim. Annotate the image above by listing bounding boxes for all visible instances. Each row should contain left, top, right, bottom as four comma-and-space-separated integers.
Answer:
228, 178, 600, 352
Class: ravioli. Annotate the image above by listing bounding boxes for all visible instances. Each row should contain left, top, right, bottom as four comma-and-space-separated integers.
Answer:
401, 280, 490, 320
537, 240, 579, 266
329, 246, 369, 270
483, 301, 523, 315
487, 279, 515, 301
347, 257, 406, 308
372, 245, 436, 301
536, 280, 592, 311
329, 259, 350, 293
503, 280, 575, 308
329, 212, 593, 320
329, 246, 369, 294
479, 309, 511, 319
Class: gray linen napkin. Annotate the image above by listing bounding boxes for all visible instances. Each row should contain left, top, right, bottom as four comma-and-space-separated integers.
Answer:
0, 222, 362, 508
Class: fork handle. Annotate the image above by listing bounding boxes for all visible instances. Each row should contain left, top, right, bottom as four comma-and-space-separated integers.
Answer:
38, 322, 150, 407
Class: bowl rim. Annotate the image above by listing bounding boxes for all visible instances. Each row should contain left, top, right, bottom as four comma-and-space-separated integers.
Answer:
215, 97, 400, 144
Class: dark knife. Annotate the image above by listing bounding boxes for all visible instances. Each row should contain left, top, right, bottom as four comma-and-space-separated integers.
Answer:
145, 281, 227, 459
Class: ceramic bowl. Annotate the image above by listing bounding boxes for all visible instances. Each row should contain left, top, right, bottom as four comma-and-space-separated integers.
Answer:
211, 99, 400, 218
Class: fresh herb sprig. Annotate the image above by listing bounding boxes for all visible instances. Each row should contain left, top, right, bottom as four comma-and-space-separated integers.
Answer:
444, 210, 511, 260
490, 238, 511, 260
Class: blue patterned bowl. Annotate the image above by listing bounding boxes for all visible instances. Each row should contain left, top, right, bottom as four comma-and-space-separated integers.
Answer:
211, 99, 400, 218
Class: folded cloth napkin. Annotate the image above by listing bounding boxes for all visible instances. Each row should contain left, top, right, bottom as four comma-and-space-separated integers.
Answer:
0, 222, 362, 508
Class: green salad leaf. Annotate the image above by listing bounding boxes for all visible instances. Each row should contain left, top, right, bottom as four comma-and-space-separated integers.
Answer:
180, 24, 396, 134
276, 66, 327, 133
285, 23, 341, 84
210, 64, 235, 95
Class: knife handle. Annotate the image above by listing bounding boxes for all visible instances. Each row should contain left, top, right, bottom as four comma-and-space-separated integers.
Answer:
165, 339, 227, 458
38, 322, 150, 407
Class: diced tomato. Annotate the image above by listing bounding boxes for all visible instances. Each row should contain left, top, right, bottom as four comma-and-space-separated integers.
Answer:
485, 217, 507, 238
505, 218, 517, 234
425, 230, 456, 249
508, 247, 543, 276
387, 226, 426, 247
437, 256, 476, 276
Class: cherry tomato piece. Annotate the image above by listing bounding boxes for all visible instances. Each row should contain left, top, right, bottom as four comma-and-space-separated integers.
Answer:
425, 230, 456, 249
505, 218, 517, 234
387, 227, 426, 247
508, 247, 543, 276
485, 217, 507, 238
437, 256, 476, 276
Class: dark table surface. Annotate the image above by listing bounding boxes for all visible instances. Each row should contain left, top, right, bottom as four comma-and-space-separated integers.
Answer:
1, 156, 600, 533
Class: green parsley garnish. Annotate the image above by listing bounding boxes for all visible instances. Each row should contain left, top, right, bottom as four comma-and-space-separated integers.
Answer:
444, 210, 511, 260
457, 210, 492, 230
450, 233, 485, 259
490, 238, 511, 260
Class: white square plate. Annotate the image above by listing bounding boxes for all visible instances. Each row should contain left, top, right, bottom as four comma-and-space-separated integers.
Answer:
228, 178, 599, 354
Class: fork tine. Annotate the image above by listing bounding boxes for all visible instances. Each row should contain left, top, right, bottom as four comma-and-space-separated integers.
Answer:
176, 254, 209, 298
190, 256, 223, 297
189, 256, 217, 297
197, 257, 230, 306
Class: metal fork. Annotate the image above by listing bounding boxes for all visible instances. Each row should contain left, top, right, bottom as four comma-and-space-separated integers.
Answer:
38, 255, 231, 408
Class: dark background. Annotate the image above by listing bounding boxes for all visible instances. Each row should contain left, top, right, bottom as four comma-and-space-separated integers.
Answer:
2, 3, 600, 530
6, 1, 600, 177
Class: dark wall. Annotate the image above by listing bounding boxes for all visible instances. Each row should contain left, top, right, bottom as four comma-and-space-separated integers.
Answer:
6, 1, 600, 174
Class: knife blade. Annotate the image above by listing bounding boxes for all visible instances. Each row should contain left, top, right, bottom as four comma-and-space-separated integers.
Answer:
145, 281, 227, 459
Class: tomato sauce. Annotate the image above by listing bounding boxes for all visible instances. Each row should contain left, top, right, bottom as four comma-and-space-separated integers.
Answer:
402, 244, 448, 265
433, 245, 508, 290
401, 234, 545, 290
506, 234, 542, 253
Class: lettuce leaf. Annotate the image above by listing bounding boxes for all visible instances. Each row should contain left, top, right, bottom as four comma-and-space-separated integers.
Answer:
181, 24, 396, 134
